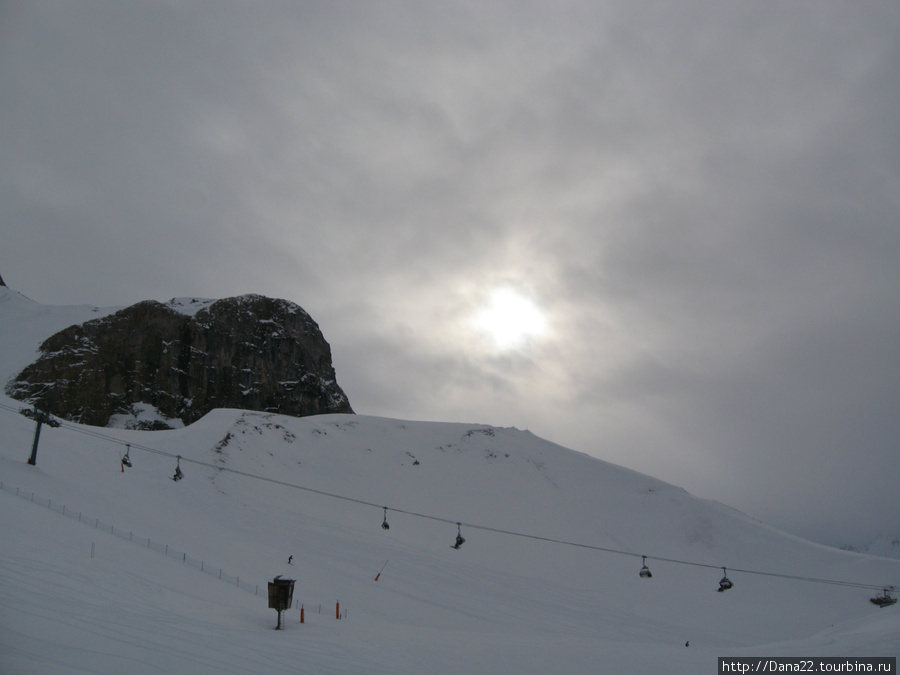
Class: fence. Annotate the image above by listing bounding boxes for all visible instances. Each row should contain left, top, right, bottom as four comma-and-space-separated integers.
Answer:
0, 480, 347, 617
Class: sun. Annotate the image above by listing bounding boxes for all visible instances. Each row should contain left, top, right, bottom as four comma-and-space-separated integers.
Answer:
475, 288, 546, 349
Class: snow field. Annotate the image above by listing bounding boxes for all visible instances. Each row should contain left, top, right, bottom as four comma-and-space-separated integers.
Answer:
1, 287, 898, 673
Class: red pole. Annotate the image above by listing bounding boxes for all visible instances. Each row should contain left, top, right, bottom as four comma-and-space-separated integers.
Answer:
336, 601, 340, 620
300, 605, 304, 624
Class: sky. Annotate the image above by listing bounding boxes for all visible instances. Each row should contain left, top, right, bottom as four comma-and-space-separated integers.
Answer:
1, 0, 898, 547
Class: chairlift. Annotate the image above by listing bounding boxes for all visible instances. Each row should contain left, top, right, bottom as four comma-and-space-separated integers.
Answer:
639, 556, 652, 578
121, 444, 132, 469
870, 588, 897, 608
172, 455, 184, 481
381, 507, 390, 530
718, 567, 733, 592
451, 522, 465, 550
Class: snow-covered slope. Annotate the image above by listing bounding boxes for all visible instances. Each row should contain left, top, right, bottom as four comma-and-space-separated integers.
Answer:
843, 532, 900, 560
1, 287, 898, 674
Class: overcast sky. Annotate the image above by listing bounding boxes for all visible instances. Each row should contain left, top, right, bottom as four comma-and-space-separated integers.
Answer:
2, 1, 898, 547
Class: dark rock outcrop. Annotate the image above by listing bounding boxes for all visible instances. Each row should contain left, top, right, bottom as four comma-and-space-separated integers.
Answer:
5, 294, 353, 428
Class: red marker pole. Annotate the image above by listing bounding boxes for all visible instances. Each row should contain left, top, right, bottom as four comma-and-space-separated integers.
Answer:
300, 604, 304, 624
336, 601, 340, 620
375, 559, 388, 581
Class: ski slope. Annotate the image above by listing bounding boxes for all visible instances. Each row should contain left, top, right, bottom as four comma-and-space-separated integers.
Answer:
1, 287, 897, 673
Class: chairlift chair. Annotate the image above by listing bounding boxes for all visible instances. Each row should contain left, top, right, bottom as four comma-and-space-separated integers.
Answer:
451, 522, 465, 550
381, 507, 390, 530
870, 588, 897, 608
718, 567, 733, 592
173, 456, 184, 481
639, 556, 652, 578
121, 444, 132, 469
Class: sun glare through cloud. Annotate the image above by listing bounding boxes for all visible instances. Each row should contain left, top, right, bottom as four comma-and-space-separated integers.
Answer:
475, 288, 546, 349
3, 0, 898, 550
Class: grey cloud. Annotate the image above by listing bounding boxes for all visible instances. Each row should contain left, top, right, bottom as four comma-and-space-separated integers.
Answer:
2, 0, 898, 547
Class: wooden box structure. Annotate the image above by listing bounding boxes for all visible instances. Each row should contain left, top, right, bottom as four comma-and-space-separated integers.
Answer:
268, 577, 295, 629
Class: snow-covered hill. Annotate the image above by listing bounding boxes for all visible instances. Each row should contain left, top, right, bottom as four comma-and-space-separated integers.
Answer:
1, 286, 898, 674
843, 532, 900, 560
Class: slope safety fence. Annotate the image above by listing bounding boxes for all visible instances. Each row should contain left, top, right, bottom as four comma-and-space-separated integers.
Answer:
0, 480, 347, 618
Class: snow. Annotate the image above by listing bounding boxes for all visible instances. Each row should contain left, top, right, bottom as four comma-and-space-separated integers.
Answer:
1, 286, 898, 674
107, 402, 185, 430
843, 532, 900, 560
0, 288, 118, 384
165, 297, 217, 317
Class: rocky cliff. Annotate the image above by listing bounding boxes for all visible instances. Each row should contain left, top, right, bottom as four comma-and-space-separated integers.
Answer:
5, 294, 353, 428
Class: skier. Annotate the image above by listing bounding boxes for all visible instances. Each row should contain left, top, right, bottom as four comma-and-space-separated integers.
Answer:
288, 555, 293, 565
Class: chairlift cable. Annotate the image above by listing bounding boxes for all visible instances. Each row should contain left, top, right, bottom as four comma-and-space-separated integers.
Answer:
0, 403, 894, 593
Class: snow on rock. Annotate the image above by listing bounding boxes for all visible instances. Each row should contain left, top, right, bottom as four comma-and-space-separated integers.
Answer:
165, 296, 217, 316
107, 402, 185, 430
5, 291, 352, 427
